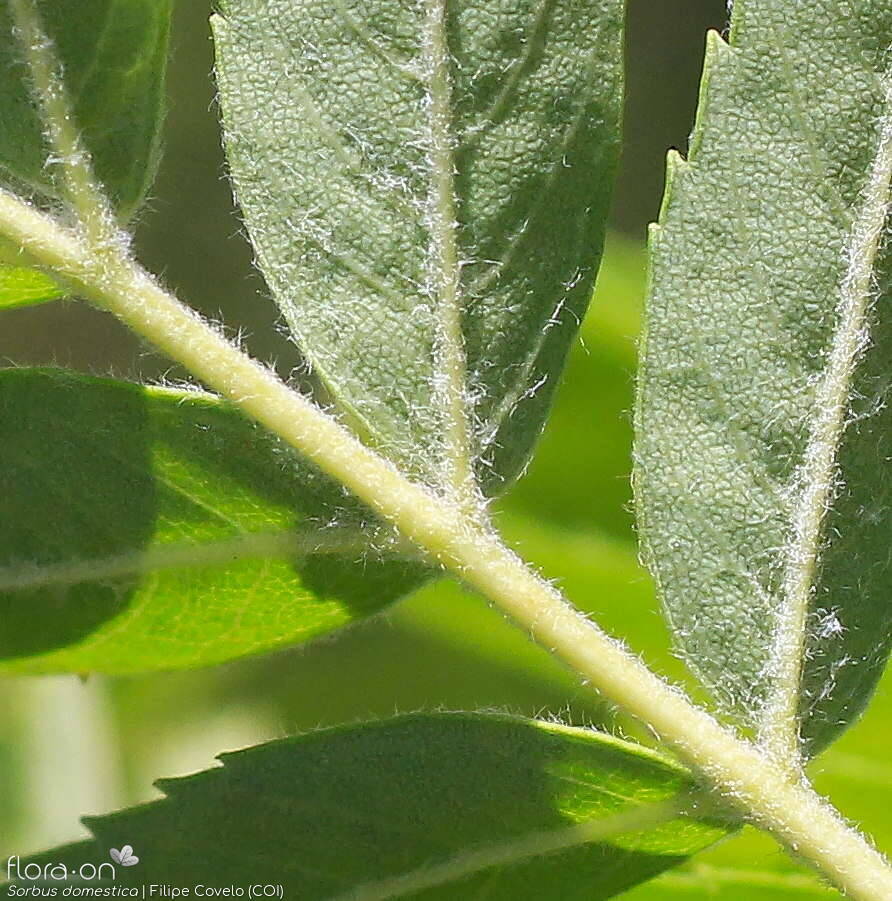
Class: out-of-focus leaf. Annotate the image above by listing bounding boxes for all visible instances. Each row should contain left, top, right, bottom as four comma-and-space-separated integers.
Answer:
19, 714, 728, 899
507, 232, 646, 539
0, 265, 62, 309
0, 368, 425, 674
213, 0, 622, 492
623, 823, 839, 900
634, 0, 892, 753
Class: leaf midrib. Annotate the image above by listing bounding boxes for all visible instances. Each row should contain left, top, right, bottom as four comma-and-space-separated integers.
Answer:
422, 0, 476, 506
0, 528, 376, 592
323, 794, 691, 901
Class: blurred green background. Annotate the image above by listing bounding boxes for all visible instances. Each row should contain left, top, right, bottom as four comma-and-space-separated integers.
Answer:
2, 1, 888, 897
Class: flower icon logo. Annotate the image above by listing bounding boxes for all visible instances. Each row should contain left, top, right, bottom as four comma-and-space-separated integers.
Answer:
109, 845, 139, 867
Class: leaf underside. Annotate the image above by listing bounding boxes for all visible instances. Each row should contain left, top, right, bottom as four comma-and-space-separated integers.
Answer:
635, 0, 892, 753
213, 0, 622, 493
0, 369, 427, 674
20, 714, 727, 899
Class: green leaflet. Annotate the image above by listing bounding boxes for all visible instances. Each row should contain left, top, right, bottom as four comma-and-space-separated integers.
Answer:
625, 828, 841, 900
0, 0, 171, 309
0, 264, 62, 309
0, 238, 62, 309
0, 0, 171, 216
212, 0, 622, 493
634, 1, 892, 755
16, 714, 728, 899
626, 866, 836, 900
0, 369, 426, 674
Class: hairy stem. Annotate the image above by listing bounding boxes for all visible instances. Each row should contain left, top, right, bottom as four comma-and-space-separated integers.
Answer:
761, 72, 892, 772
1, 190, 891, 899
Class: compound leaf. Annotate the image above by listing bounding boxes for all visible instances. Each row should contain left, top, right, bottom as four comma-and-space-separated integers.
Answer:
19, 714, 728, 899
0, 369, 426, 674
635, 1, 892, 754
213, 0, 622, 493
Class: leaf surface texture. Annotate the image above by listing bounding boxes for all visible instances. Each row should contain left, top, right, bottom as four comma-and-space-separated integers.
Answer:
213, 0, 622, 492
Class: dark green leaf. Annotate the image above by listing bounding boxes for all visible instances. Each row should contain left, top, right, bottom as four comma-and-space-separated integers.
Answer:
0, 0, 172, 216
0, 368, 426, 674
19, 714, 728, 899
634, 1, 892, 754
213, 0, 622, 492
